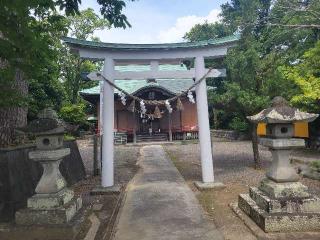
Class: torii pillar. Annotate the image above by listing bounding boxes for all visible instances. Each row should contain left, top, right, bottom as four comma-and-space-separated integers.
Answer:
194, 57, 224, 189
101, 58, 115, 188
63, 35, 239, 191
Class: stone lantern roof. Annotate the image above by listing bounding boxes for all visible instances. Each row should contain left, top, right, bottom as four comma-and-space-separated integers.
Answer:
247, 96, 319, 124
20, 108, 65, 136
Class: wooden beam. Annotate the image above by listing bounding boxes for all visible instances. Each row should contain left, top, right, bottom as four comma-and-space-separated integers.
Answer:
87, 69, 226, 81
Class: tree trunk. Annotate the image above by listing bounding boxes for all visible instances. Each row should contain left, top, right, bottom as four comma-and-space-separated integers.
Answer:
251, 123, 261, 169
0, 68, 28, 147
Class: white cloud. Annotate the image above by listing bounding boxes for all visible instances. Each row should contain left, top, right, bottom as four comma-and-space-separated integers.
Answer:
94, 8, 221, 44
157, 9, 221, 43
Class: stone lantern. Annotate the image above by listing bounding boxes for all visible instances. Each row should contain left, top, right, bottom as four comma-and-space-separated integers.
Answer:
15, 108, 82, 225
238, 97, 320, 232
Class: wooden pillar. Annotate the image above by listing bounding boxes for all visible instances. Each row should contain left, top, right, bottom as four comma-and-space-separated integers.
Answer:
93, 134, 100, 176
182, 132, 186, 141
168, 112, 173, 142
213, 107, 218, 129
195, 56, 215, 183
101, 58, 115, 187
133, 111, 137, 144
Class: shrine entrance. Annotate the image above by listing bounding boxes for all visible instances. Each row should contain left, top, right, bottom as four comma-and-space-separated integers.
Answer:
64, 35, 238, 188
139, 116, 160, 134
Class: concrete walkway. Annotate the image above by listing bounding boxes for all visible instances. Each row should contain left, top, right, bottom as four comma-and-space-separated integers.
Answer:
113, 145, 223, 240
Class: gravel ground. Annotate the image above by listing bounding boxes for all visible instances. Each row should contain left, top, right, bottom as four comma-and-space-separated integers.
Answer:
75, 137, 320, 240
164, 139, 320, 240
165, 139, 320, 193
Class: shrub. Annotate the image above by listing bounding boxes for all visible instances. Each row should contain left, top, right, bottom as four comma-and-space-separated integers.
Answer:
229, 116, 249, 132
59, 104, 87, 125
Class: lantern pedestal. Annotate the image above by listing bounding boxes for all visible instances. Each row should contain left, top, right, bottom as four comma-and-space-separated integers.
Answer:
260, 138, 304, 182
15, 148, 82, 225
238, 138, 320, 232
238, 97, 320, 232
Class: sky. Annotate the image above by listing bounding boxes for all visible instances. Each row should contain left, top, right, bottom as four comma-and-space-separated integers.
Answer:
80, 0, 229, 44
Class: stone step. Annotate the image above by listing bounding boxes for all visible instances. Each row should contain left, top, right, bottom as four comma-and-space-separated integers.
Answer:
136, 134, 168, 142
238, 193, 320, 232
249, 187, 320, 213
16, 197, 82, 225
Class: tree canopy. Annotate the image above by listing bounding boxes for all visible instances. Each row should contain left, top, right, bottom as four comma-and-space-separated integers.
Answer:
0, 0, 134, 107
184, 0, 320, 167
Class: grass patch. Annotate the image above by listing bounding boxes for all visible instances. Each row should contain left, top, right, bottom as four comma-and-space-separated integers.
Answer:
310, 160, 320, 172
197, 191, 216, 216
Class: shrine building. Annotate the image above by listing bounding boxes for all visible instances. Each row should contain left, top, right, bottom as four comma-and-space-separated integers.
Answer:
80, 64, 218, 142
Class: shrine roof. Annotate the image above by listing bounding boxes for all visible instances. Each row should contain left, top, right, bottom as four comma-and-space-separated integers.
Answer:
63, 34, 239, 51
80, 78, 197, 97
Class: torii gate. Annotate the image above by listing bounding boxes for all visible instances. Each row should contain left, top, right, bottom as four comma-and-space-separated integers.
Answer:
64, 35, 238, 189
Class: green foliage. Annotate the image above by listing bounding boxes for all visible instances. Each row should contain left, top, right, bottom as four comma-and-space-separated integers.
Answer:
0, 0, 134, 109
229, 116, 249, 132
64, 134, 76, 141
184, 22, 232, 42
185, 0, 320, 133
281, 41, 320, 112
310, 160, 320, 172
65, 8, 110, 40
59, 104, 87, 124
59, 8, 107, 104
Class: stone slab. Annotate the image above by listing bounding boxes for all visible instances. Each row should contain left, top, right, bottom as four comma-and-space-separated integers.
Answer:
259, 179, 310, 198
259, 138, 305, 149
15, 197, 82, 225
90, 185, 122, 195
238, 194, 320, 232
194, 181, 226, 190
29, 148, 70, 162
28, 188, 74, 209
249, 187, 320, 213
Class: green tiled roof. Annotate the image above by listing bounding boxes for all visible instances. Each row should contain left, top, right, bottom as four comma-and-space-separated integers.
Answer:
80, 64, 217, 98
80, 64, 193, 96
63, 34, 239, 50
80, 78, 196, 96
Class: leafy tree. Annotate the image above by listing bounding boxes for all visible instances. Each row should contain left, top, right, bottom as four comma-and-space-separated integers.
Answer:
59, 103, 87, 125
185, 0, 320, 168
0, 0, 134, 147
282, 40, 320, 112
65, 8, 110, 40
59, 8, 109, 104
184, 22, 232, 42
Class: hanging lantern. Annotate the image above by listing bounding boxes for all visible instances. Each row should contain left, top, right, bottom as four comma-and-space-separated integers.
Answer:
176, 98, 184, 111
154, 106, 162, 118
127, 99, 135, 112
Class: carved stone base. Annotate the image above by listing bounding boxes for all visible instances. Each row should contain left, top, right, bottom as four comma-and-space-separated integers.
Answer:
238, 179, 320, 232
27, 188, 74, 209
239, 194, 320, 232
15, 197, 82, 225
